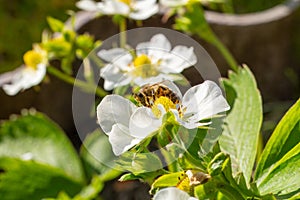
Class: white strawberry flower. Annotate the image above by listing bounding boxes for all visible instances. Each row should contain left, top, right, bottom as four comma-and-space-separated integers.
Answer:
98, 34, 197, 91
153, 187, 197, 200
97, 80, 229, 156
1, 47, 47, 96
76, 0, 159, 20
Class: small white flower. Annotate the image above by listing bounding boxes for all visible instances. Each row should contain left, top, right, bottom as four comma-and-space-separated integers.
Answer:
97, 80, 229, 156
1, 48, 47, 96
76, 0, 159, 20
153, 187, 197, 200
98, 34, 197, 90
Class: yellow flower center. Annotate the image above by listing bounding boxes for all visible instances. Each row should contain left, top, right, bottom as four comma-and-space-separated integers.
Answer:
119, 0, 131, 5
151, 96, 176, 118
131, 54, 159, 78
133, 54, 151, 68
23, 50, 43, 70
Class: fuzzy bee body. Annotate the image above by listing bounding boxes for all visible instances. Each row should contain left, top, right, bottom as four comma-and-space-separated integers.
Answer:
133, 82, 180, 107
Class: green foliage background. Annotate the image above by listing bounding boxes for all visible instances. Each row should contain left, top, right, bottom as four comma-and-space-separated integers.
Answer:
0, 0, 76, 73
231, 0, 285, 13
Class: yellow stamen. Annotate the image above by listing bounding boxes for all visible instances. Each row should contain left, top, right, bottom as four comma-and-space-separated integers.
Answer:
23, 50, 43, 70
176, 172, 193, 195
131, 54, 159, 78
133, 54, 151, 68
152, 96, 176, 118
119, 0, 131, 5
176, 170, 211, 196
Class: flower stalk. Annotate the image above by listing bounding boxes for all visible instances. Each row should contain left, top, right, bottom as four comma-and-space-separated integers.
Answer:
47, 65, 108, 97
119, 17, 127, 48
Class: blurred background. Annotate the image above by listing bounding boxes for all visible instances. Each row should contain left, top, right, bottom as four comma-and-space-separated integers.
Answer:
0, 0, 76, 74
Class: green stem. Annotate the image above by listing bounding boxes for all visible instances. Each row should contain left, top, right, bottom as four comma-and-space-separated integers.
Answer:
209, 35, 239, 72
47, 66, 108, 97
186, 3, 239, 72
119, 17, 127, 48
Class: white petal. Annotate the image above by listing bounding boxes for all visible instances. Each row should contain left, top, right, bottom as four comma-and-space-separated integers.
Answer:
133, 74, 170, 86
97, 48, 128, 63
166, 46, 197, 72
108, 123, 142, 156
136, 34, 171, 57
25, 64, 47, 89
3, 64, 46, 96
160, 0, 189, 7
129, 107, 162, 139
182, 80, 230, 125
134, 0, 157, 10
76, 0, 100, 11
172, 109, 211, 129
129, 4, 158, 20
153, 187, 197, 200
98, 0, 129, 15
100, 64, 132, 90
97, 95, 137, 133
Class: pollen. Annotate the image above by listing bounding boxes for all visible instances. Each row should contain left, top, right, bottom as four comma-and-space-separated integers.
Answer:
119, 0, 131, 5
23, 50, 43, 70
151, 96, 176, 118
132, 54, 158, 78
133, 54, 151, 68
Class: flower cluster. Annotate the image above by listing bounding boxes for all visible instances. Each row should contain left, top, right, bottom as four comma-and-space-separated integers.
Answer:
0, 17, 99, 96
98, 34, 197, 90
76, 0, 159, 20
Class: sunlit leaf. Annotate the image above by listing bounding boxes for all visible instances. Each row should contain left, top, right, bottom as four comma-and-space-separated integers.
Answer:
219, 65, 263, 184
0, 112, 85, 182
256, 142, 300, 196
80, 129, 121, 182
150, 171, 184, 194
0, 157, 82, 200
255, 99, 300, 179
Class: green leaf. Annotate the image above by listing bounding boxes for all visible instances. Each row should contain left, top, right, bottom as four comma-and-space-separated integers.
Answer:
219, 65, 263, 184
288, 192, 300, 200
256, 142, 300, 196
43, 176, 104, 200
150, 172, 184, 194
119, 170, 165, 183
80, 129, 121, 182
117, 151, 163, 174
194, 180, 218, 199
47, 17, 65, 32
255, 99, 300, 180
0, 112, 85, 182
0, 157, 82, 200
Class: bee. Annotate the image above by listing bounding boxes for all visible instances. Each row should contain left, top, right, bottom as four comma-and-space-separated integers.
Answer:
133, 82, 181, 108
